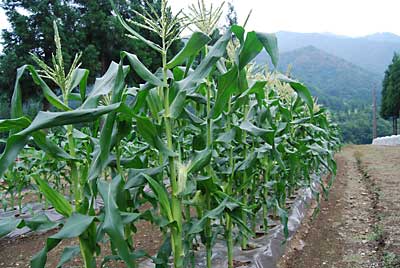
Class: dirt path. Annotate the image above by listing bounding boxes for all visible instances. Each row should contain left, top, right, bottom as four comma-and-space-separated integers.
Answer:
279, 145, 400, 268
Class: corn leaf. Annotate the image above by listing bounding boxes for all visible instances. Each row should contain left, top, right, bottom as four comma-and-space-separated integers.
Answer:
122, 52, 164, 87
34, 177, 73, 217
31, 213, 95, 268
167, 32, 211, 69
188, 199, 227, 234
82, 62, 129, 109
14, 65, 71, 112
56, 246, 80, 268
143, 174, 173, 222
0, 217, 22, 238
70, 68, 89, 101
177, 30, 231, 90
0, 117, 31, 132
238, 31, 263, 69
98, 176, 135, 268
135, 116, 177, 157
256, 32, 279, 68
0, 104, 120, 178
169, 90, 187, 119
188, 148, 212, 174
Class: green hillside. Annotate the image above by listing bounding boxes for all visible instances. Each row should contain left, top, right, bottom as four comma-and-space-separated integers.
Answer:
277, 46, 381, 109
258, 46, 392, 144
273, 31, 400, 75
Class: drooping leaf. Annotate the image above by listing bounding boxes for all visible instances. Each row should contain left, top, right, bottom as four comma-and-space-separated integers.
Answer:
216, 129, 236, 143
236, 152, 257, 172
143, 174, 173, 222
125, 165, 166, 189
188, 199, 227, 234
34, 177, 73, 217
135, 116, 158, 147
188, 148, 212, 174
276, 202, 289, 238
11, 66, 25, 118
82, 62, 129, 109
88, 60, 128, 181
19, 103, 121, 137
239, 120, 271, 137
153, 236, 172, 268
0, 134, 29, 179
256, 32, 279, 67
0, 217, 22, 238
122, 52, 164, 87
98, 176, 135, 268
113, 7, 162, 53
167, 32, 211, 69
52, 213, 95, 239
32, 131, 75, 160
135, 116, 177, 157
31, 213, 95, 268
290, 82, 314, 114
238, 31, 263, 69
0, 103, 120, 179
177, 30, 232, 90
24, 214, 59, 232
212, 67, 238, 119
13, 65, 71, 112
0, 117, 31, 132
70, 68, 89, 101
56, 246, 80, 268
169, 90, 187, 119
231, 25, 245, 44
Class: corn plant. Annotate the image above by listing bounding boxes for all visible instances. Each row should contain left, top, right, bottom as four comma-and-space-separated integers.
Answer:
0, 1, 340, 267
1, 158, 30, 212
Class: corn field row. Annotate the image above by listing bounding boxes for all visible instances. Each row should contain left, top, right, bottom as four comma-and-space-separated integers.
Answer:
0, 1, 340, 268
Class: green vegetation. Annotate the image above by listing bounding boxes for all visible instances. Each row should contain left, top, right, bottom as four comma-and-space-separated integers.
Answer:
257, 46, 393, 144
380, 53, 400, 134
335, 107, 391, 144
267, 31, 400, 74
0, 0, 182, 118
0, 1, 340, 268
383, 252, 400, 268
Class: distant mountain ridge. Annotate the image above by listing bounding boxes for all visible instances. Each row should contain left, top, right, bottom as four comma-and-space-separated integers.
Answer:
257, 45, 392, 144
363, 32, 400, 43
260, 46, 381, 110
255, 31, 398, 144
259, 31, 400, 75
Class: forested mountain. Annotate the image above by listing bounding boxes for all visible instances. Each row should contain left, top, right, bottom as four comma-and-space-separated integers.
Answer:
257, 46, 392, 144
276, 46, 381, 110
257, 31, 400, 75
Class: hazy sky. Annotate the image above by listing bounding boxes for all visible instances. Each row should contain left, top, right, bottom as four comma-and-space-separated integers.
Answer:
170, 0, 400, 37
0, 9, 7, 30
0, 0, 400, 37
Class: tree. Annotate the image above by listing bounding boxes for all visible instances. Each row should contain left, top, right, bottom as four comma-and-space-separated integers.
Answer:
0, 0, 182, 112
380, 53, 400, 134
0, 0, 81, 97
73, 0, 181, 75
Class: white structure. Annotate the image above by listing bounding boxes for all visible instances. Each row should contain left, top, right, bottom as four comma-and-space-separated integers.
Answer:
372, 135, 400, 146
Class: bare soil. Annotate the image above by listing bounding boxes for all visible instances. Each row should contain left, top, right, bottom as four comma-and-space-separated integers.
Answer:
0, 212, 162, 268
279, 145, 400, 268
